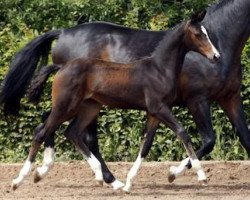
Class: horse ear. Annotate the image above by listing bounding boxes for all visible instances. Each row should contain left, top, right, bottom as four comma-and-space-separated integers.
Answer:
191, 10, 206, 23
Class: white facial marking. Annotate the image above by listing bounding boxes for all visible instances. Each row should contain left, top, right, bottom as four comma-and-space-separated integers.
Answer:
12, 160, 32, 188
36, 147, 55, 178
123, 154, 144, 192
169, 157, 189, 177
190, 159, 207, 181
111, 179, 125, 190
86, 153, 103, 181
201, 25, 220, 58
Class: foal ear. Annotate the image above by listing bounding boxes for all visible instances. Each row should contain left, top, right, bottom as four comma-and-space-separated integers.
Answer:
190, 10, 206, 23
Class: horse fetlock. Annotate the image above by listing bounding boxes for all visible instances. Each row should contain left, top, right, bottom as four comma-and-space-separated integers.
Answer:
94, 170, 103, 182
190, 159, 206, 181
197, 169, 207, 181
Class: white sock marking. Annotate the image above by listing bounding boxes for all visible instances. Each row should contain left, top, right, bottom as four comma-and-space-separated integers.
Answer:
170, 157, 189, 177
36, 147, 55, 178
190, 159, 206, 181
12, 160, 32, 187
86, 153, 103, 181
111, 179, 125, 190
201, 25, 220, 58
123, 154, 144, 192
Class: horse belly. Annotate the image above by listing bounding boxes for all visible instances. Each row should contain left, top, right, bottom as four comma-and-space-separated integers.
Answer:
92, 86, 146, 109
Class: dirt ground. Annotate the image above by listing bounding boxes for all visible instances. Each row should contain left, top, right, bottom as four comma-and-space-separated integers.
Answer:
0, 161, 250, 200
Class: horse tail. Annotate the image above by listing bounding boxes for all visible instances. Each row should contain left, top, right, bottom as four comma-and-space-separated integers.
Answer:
28, 64, 60, 104
1, 29, 62, 115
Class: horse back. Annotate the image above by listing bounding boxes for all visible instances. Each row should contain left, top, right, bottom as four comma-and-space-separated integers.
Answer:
52, 22, 166, 65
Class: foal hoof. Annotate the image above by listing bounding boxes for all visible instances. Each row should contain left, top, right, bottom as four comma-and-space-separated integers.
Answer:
111, 179, 125, 190
199, 179, 208, 186
33, 171, 42, 183
122, 186, 131, 194
11, 183, 18, 191
96, 180, 104, 186
168, 173, 176, 183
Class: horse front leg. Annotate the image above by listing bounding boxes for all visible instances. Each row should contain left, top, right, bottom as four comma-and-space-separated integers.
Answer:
123, 114, 160, 192
218, 94, 250, 155
152, 103, 207, 185
168, 100, 215, 182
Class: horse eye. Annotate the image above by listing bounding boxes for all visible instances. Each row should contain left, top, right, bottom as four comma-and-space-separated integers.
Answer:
194, 32, 201, 36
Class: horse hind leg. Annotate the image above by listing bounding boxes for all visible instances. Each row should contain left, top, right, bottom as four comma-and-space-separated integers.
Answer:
82, 120, 122, 189
63, 100, 125, 190
12, 116, 61, 190
33, 134, 55, 183
13, 70, 83, 189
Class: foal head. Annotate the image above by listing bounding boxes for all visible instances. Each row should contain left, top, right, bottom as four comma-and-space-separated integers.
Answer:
183, 10, 220, 62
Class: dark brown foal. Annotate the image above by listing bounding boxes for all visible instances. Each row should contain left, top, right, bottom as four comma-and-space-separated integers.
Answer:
12, 11, 220, 191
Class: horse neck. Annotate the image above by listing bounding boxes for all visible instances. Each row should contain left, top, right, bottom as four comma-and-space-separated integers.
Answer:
204, 0, 250, 64
152, 24, 187, 79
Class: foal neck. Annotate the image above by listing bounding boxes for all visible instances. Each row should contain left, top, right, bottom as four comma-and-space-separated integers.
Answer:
152, 23, 187, 74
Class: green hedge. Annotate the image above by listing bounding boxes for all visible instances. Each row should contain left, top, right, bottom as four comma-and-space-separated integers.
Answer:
0, 0, 249, 162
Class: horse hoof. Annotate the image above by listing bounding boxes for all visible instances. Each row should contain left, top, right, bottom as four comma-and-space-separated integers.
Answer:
122, 187, 131, 194
11, 183, 18, 191
96, 180, 104, 186
168, 173, 176, 183
33, 171, 42, 183
199, 179, 208, 186
111, 179, 125, 190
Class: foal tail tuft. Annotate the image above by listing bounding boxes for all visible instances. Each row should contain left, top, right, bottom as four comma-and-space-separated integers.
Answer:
0, 30, 61, 115
28, 65, 60, 104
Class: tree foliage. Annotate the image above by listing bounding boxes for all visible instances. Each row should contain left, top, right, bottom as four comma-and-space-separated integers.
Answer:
0, 0, 249, 162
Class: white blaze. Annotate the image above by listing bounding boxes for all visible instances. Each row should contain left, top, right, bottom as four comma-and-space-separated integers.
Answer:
201, 25, 220, 58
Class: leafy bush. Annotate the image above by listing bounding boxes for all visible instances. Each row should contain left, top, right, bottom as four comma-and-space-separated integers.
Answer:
0, 0, 249, 162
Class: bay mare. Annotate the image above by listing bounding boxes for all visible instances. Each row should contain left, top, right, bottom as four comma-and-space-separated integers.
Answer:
11, 13, 220, 191
1, 0, 250, 188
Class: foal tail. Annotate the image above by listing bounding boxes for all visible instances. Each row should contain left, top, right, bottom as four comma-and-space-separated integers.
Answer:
28, 64, 60, 104
0, 30, 61, 115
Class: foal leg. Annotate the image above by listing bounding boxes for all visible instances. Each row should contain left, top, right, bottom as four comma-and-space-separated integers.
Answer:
33, 134, 55, 183
11, 115, 61, 190
64, 101, 124, 190
168, 100, 215, 182
123, 114, 160, 192
152, 104, 207, 184
31, 110, 56, 183
82, 120, 121, 188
